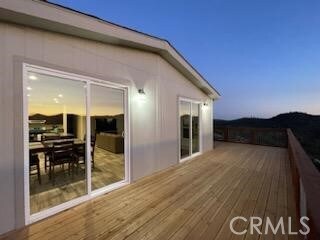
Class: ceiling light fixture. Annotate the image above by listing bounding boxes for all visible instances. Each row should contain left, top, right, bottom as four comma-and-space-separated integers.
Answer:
27, 86, 32, 91
28, 75, 38, 81
58, 94, 63, 98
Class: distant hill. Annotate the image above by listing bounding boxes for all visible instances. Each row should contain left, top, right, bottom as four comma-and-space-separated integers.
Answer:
215, 112, 320, 169
29, 113, 63, 125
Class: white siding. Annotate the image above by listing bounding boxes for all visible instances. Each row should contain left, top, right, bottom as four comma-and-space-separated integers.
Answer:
0, 22, 214, 234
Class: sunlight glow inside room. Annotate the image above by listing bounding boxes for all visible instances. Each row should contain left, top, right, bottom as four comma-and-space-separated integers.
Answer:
28, 71, 125, 214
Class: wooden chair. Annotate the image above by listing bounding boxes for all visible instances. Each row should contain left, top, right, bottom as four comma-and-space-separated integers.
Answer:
30, 153, 41, 184
44, 140, 72, 172
49, 141, 77, 185
91, 135, 96, 168
78, 134, 96, 168
44, 148, 51, 172
73, 143, 85, 165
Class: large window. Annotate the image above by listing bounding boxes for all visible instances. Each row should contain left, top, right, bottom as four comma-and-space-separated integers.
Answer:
25, 65, 128, 221
179, 99, 201, 160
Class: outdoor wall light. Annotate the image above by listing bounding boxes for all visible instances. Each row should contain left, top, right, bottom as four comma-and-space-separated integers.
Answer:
137, 88, 146, 102
138, 88, 145, 95
203, 102, 209, 106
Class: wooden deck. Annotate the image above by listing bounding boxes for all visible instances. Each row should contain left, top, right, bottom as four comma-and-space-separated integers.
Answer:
1, 142, 300, 240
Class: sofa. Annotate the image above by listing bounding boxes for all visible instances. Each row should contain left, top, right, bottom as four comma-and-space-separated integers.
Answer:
95, 133, 124, 154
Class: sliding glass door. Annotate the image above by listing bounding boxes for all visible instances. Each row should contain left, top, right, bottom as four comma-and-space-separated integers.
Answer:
192, 103, 200, 154
27, 72, 87, 214
25, 65, 128, 221
180, 101, 191, 158
179, 99, 201, 160
90, 84, 125, 191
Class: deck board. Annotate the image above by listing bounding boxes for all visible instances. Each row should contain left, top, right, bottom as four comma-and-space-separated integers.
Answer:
0, 142, 300, 240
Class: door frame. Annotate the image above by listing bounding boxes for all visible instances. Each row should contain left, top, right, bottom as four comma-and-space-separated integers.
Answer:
178, 97, 203, 162
23, 63, 131, 224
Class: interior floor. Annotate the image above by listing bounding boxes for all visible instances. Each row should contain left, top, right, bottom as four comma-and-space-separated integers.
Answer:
29, 147, 124, 214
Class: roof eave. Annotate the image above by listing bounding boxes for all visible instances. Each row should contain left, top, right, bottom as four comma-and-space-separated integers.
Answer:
0, 0, 220, 99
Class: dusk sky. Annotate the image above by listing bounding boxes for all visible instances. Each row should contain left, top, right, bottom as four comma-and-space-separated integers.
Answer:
51, 0, 320, 120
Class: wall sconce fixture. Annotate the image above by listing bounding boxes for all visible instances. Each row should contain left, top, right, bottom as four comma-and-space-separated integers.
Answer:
137, 88, 146, 102
138, 88, 145, 95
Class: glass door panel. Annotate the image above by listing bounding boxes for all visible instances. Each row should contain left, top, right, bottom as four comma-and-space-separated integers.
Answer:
179, 100, 201, 160
192, 103, 200, 154
27, 71, 87, 214
180, 101, 191, 159
90, 84, 125, 191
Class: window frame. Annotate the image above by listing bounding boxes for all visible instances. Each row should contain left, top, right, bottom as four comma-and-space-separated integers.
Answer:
178, 96, 203, 162
23, 63, 131, 225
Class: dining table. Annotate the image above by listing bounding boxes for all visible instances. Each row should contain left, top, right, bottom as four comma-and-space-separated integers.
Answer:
29, 139, 85, 154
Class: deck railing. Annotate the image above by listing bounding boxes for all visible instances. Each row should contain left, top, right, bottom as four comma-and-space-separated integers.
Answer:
287, 129, 320, 240
214, 126, 288, 147
214, 126, 320, 239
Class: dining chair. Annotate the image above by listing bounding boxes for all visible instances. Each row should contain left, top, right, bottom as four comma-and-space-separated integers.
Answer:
78, 134, 96, 168
29, 153, 41, 184
44, 140, 73, 172
49, 141, 77, 185
91, 136, 96, 168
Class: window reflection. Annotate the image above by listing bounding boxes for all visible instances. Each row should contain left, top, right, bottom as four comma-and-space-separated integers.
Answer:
27, 71, 127, 215
180, 101, 191, 158
179, 100, 200, 159
28, 72, 87, 214
90, 84, 125, 191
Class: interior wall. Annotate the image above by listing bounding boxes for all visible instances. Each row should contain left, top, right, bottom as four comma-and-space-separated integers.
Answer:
0, 22, 214, 234
115, 115, 124, 135
76, 116, 86, 140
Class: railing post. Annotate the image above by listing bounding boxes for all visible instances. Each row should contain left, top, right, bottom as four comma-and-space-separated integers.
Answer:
224, 127, 229, 141
251, 129, 256, 144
